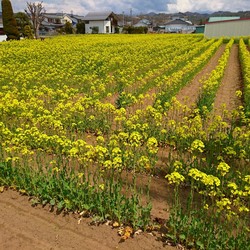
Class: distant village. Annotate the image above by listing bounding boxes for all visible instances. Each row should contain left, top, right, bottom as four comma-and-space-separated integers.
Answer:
1, 10, 250, 39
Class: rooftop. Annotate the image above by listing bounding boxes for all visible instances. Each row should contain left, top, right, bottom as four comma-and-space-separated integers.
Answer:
83, 11, 116, 21
208, 16, 240, 22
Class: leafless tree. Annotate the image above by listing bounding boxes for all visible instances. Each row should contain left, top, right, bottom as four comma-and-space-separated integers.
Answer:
25, 1, 45, 39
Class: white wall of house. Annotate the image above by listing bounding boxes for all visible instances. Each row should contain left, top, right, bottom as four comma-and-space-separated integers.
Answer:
85, 20, 114, 34
63, 15, 73, 24
0, 35, 7, 42
205, 19, 250, 38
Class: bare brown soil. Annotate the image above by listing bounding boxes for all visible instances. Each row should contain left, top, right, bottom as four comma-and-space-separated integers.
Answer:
103, 92, 119, 107
213, 44, 243, 116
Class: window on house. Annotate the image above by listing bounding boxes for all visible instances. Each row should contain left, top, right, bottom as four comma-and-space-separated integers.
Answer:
55, 19, 61, 24
106, 26, 109, 33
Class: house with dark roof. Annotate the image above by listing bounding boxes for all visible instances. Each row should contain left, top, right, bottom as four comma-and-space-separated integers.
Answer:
41, 13, 73, 33
71, 15, 85, 24
40, 13, 85, 35
204, 17, 250, 37
83, 11, 118, 34
165, 19, 195, 33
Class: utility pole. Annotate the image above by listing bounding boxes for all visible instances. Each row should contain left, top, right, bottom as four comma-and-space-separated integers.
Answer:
130, 8, 133, 25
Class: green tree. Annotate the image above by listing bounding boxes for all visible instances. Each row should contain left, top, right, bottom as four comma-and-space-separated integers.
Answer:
76, 22, 85, 34
15, 12, 33, 38
64, 21, 73, 34
23, 25, 34, 39
1, 0, 20, 40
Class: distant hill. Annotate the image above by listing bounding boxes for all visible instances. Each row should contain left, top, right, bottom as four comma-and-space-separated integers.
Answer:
118, 11, 250, 26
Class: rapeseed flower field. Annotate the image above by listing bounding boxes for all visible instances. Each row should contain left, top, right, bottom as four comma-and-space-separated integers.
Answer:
0, 34, 249, 249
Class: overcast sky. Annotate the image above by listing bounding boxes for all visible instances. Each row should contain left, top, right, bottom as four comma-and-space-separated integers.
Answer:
7, 0, 250, 15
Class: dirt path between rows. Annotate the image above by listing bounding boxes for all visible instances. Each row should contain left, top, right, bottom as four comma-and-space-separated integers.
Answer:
175, 45, 226, 109
0, 179, 175, 250
213, 44, 243, 116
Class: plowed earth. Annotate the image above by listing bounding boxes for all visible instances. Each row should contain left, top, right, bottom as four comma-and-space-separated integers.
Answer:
0, 44, 243, 250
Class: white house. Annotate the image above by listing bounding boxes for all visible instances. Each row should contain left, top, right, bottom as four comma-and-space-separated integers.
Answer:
165, 19, 195, 33
204, 17, 250, 38
83, 11, 118, 34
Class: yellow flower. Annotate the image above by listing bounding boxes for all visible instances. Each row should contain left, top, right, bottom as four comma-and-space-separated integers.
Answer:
78, 172, 84, 178
238, 205, 249, 213
129, 131, 142, 147
99, 184, 105, 190
103, 160, 112, 169
146, 137, 158, 154
189, 168, 220, 188
235, 90, 242, 98
96, 135, 105, 144
173, 161, 183, 171
52, 167, 60, 173
217, 162, 230, 176
216, 198, 231, 212
138, 156, 151, 170
112, 156, 123, 169
112, 147, 122, 157
204, 204, 209, 210
244, 175, 250, 184
165, 171, 185, 185
190, 139, 205, 153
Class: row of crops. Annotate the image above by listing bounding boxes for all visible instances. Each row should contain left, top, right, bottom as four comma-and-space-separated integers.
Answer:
0, 34, 250, 249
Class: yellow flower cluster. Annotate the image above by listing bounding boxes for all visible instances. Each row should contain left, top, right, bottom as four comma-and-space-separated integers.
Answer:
165, 171, 185, 185
217, 162, 230, 176
190, 139, 205, 153
189, 168, 221, 188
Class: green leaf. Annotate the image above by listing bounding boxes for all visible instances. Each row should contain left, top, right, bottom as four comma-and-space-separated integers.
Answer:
31, 198, 39, 206
42, 199, 48, 205
57, 201, 65, 211
179, 234, 186, 241
50, 199, 56, 206
166, 233, 176, 241
196, 240, 204, 249
83, 204, 90, 210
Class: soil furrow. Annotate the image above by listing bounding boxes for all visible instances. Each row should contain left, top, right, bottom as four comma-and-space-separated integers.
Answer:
213, 44, 243, 117
175, 44, 226, 109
